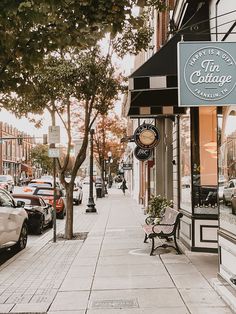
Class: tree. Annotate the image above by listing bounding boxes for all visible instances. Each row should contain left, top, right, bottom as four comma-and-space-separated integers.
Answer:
31, 144, 53, 175
5, 48, 122, 239
93, 113, 127, 189
0, 0, 166, 103
0, 0, 167, 239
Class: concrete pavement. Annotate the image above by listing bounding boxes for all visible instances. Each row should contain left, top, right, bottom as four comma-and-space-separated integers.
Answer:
0, 188, 234, 313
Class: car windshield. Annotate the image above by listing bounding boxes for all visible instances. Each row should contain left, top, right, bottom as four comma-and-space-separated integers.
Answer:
28, 183, 51, 188
35, 189, 61, 197
0, 176, 7, 182
14, 197, 40, 206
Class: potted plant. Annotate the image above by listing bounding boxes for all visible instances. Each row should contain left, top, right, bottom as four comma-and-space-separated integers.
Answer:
147, 195, 173, 224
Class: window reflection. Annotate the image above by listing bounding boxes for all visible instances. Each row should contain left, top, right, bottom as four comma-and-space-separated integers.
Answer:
180, 112, 192, 212
218, 107, 236, 235
193, 107, 218, 215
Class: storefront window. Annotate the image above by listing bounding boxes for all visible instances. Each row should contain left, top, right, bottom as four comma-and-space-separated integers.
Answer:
218, 106, 236, 235
192, 107, 218, 215
180, 111, 192, 212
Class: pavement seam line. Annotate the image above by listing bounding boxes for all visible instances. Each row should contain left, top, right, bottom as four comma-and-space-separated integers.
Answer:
85, 198, 112, 313
159, 254, 192, 314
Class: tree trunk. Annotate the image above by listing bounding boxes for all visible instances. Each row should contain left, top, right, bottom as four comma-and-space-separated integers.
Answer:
64, 183, 74, 239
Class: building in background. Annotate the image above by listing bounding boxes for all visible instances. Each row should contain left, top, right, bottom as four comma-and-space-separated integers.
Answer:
0, 122, 35, 184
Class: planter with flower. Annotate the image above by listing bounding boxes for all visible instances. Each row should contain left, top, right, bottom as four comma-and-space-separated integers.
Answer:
146, 195, 173, 225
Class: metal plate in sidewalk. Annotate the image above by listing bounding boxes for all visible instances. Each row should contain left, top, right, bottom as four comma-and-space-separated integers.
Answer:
91, 298, 139, 309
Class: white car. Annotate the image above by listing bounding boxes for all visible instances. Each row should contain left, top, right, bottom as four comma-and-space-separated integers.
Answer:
73, 183, 83, 205
223, 179, 236, 205
0, 188, 28, 251
64, 177, 83, 205
0, 175, 14, 193
218, 176, 227, 200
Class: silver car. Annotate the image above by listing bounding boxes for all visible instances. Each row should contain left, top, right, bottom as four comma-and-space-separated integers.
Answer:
0, 175, 14, 193
0, 188, 28, 251
223, 179, 236, 205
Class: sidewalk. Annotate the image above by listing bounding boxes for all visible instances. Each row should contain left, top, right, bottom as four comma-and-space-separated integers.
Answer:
0, 188, 234, 313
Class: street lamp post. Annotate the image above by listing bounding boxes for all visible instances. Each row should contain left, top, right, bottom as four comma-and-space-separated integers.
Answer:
86, 129, 97, 213
107, 151, 113, 188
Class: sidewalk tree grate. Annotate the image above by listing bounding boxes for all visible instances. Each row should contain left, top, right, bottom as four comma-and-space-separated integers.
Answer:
91, 298, 139, 309
56, 232, 88, 241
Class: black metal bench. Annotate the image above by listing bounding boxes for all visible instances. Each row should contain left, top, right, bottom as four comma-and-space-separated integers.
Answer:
142, 206, 183, 255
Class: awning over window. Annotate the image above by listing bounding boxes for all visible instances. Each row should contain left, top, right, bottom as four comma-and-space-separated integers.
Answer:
127, 1, 210, 117
21, 163, 32, 174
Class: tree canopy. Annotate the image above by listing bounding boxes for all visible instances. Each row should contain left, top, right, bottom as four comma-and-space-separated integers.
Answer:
0, 0, 166, 107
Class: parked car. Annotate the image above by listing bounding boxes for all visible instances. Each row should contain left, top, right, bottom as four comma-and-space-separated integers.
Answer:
33, 187, 66, 219
0, 188, 28, 251
218, 175, 227, 200
82, 176, 91, 185
73, 183, 83, 205
64, 177, 83, 205
23, 179, 53, 194
0, 175, 14, 193
13, 194, 53, 234
40, 175, 53, 181
231, 193, 236, 215
223, 179, 236, 205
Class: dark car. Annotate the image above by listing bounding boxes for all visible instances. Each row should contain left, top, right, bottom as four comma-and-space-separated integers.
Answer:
33, 187, 66, 219
13, 194, 53, 234
231, 193, 236, 215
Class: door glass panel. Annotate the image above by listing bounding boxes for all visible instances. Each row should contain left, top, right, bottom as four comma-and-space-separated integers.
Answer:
180, 112, 192, 212
193, 107, 218, 214
218, 107, 236, 235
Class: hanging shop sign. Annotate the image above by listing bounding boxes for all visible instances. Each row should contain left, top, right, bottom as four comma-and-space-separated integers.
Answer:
133, 123, 160, 149
178, 42, 236, 106
134, 146, 152, 161
122, 163, 133, 170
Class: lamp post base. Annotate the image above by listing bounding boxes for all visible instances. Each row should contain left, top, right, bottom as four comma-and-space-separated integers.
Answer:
86, 197, 97, 213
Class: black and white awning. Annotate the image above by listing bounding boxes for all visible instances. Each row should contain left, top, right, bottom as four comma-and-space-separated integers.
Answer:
127, 1, 210, 117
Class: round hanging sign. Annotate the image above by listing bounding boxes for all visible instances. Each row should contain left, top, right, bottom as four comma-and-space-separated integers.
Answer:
134, 123, 160, 149
134, 146, 152, 161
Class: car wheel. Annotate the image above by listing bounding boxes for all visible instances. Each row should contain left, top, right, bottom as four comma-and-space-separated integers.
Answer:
75, 199, 79, 205
79, 198, 82, 205
223, 195, 227, 205
48, 219, 53, 228
36, 217, 44, 235
58, 210, 64, 219
14, 222, 28, 251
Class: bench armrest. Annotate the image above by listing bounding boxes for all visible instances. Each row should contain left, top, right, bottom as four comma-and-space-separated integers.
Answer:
145, 216, 156, 225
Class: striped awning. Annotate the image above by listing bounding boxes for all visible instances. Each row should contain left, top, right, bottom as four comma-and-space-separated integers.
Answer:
127, 1, 210, 117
